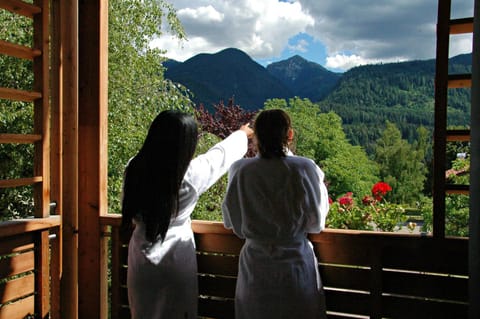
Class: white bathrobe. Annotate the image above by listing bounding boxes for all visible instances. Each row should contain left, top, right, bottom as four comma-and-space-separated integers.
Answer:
127, 130, 248, 319
222, 154, 329, 319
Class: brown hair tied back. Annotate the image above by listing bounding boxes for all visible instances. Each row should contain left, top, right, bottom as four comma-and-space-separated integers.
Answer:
254, 109, 292, 158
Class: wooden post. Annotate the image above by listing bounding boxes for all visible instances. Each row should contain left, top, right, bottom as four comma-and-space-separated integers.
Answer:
50, 0, 63, 317
433, 0, 451, 238
470, 1, 480, 318
60, 0, 79, 318
78, 0, 109, 318
33, 0, 51, 317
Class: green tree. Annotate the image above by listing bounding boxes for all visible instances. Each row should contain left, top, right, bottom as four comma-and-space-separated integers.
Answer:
374, 122, 428, 204
264, 97, 378, 199
191, 133, 225, 221
0, 10, 35, 220
107, 0, 194, 214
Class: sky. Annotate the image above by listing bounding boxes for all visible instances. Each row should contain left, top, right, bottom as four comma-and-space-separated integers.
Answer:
151, 0, 475, 72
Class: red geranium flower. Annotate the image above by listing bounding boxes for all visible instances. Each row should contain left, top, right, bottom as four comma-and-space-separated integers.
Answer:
362, 195, 374, 206
371, 182, 392, 200
338, 192, 354, 207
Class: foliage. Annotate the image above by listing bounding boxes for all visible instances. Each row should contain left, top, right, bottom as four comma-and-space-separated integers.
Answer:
327, 182, 406, 232
191, 133, 225, 221
0, 10, 35, 220
374, 122, 428, 204
421, 155, 470, 237
420, 194, 469, 237
192, 100, 256, 220
195, 98, 257, 156
264, 98, 379, 198
107, 0, 194, 215
327, 192, 373, 230
0, 3, 471, 240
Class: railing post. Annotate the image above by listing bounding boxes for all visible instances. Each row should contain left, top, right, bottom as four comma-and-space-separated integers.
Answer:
469, 1, 480, 318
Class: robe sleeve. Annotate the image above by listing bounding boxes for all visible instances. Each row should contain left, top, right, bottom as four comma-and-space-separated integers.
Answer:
221, 161, 245, 238
186, 130, 248, 196
304, 164, 329, 233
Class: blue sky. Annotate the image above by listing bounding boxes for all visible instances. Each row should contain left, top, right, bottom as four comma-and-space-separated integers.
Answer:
152, 0, 474, 72
256, 33, 329, 68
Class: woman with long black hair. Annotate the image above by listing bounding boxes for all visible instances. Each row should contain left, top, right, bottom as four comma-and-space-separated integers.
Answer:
122, 110, 252, 319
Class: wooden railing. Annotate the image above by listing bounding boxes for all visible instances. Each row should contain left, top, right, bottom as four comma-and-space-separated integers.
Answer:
101, 215, 469, 319
0, 216, 61, 319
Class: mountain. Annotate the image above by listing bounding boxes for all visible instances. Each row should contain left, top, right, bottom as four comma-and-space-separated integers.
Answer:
266, 55, 341, 101
164, 48, 293, 110
164, 48, 471, 154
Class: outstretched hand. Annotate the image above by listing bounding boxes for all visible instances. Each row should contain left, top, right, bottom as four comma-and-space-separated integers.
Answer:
239, 123, 254, 139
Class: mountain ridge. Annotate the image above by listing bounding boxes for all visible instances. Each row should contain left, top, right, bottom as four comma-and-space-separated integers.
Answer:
165, 48, 293, 110
164, 48, 471, 111
163, 48, 472, 152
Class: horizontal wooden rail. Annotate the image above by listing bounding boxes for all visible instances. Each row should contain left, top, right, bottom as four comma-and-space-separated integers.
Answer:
103, 217, 469, 319
0, 216, 60, 319
0, 40, 41, 60
0, 87, 41, 102
0, 215, 60, 239
449, 17, 474, 34
448, 73, 471, 88
445, 183, 469, 195
0, 134, 42, 144
0, 176, 43, 189
0, 0, 41, 18
446, 129, 470, 142
99, 213, 123, 227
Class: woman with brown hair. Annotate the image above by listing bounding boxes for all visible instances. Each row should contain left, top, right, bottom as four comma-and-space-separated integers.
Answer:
222, 108, 329, 319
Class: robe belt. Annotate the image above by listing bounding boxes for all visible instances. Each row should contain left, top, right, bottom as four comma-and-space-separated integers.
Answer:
245, 235, 305, 247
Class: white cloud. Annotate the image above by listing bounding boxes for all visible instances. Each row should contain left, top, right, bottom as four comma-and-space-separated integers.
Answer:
326, 54, 365, 70
177, 5, 224, 23
449, 34, 474, 57
299, 0, 473, 64
153, 0, 474, 70
152, 0, 314, 61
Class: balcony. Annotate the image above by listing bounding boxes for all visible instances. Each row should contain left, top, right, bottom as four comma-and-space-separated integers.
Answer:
0, 0, 478, 318
0, 215, 469, 319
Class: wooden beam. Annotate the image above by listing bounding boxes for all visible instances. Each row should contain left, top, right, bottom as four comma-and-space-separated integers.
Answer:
0, 39, 41, 60
59, 0, 79, 318
0, 216, 61, 239
0, 87, 41, 102
433, 0, 451, 238
450, 17, 474, 34
50, 2, 63, 318
78, 1, 109, 318
0, 134, 42, 143
0, 176, 43, 188
0, 0, 41, 18
448, 73, 472, 88
33, 0, 50, 218
32, 2, 51, 316
469, 1, 480, 318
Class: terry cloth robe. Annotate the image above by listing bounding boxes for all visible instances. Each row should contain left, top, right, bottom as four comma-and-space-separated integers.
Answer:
126, 130, 248, 319
222, 154, 330, 319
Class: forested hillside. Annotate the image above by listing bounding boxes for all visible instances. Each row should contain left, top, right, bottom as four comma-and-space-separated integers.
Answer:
319, 54, 472, 153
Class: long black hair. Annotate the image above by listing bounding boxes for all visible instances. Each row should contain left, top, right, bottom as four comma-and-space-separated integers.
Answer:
254, 109, 292, 158
121, 110, 198, 242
